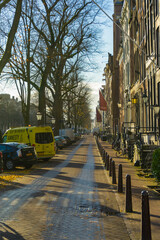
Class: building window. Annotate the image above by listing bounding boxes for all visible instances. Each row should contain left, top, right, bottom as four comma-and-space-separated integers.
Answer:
148, 80, 151, 128
156, 0, 159, 16
144, 0, 146, 15
132, 0, 136, 8
153, 75, 156, 105
156, 27, 160, 66
147, 12, 150, 55
158, 82, 160, 105
150, 4, 153, 53
151, 75, 153, 105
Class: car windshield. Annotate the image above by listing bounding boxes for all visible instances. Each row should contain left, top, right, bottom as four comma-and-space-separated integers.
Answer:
55, 136, 62, 140
5, 142, 29, 148
59, 136, 65, 140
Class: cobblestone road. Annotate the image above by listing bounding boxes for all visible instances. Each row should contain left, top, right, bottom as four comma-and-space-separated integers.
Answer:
0, 136, 130, 239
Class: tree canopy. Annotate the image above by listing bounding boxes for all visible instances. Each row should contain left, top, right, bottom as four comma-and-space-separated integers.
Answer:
0, 0, 107, 132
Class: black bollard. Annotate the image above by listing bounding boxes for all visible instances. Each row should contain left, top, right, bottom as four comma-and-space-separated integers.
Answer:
141, 191, 151, 240
109, 158, 112, 176
105, 152, 108, 168
99, 144, 101, 154
101, 147, 103, 156
102, 149, 106, 162
98, 143, 101, 152
118, 164, 123, 193
100, 146, 103, 156
112, 160, 116, 184
106, 154, 109, 170
125, 174, 132, 212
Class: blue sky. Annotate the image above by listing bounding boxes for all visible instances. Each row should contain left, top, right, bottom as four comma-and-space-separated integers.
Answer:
86, 1, 114, 118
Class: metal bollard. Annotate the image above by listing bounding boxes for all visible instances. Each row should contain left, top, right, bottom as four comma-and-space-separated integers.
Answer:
109, 158, 112, 176
125, 174, 132, 212
97, 139, 100, 148
105, 152, 108, 169
100, 146, 103, 156
141, 191, 151, 240
112, 160, 116, 184
99, 144, 102, 155
102, 149, 106, 162
106, 154, 109, 170
118, 164, 123, 193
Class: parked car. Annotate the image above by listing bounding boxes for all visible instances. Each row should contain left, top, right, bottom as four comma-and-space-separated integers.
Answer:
54, 141, 58, 153
59, 136, 68, 146
0, 142, 37, 170
62, 135, 72, 146
54, 137, 63, 150
3, 126, 56, 160
0, 151, 3, 173
54, 136, 67, 149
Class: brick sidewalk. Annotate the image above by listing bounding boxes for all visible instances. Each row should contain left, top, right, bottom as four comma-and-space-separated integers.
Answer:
97, 139, 160, 240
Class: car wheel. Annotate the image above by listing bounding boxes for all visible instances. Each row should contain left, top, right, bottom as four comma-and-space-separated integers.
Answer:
5, 160, 15, 170
43, 158, 50, 161
25, 164, 33, 169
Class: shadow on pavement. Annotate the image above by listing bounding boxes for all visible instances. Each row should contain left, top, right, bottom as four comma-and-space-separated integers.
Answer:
0, 222, 25, 240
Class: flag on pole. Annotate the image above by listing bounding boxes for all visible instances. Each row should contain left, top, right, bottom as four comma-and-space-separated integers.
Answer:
96, 107, 102, 122
99, 90, 107, 111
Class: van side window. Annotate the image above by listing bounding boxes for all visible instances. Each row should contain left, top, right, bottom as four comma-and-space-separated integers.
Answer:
35, 132, 53, 144
3, 136, 7, 143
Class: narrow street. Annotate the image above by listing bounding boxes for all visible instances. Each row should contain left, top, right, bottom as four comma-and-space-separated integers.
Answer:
0, 135, 130, 240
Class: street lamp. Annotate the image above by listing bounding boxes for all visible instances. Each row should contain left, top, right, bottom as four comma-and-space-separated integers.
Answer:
36, 111, 42, 126
142, 92, 148, 132
131, 97, 138, 104
117, 103, 122, 109
127, 99, 132, 106
151, 105, 160, 114
142, 92, 148, 104
51, 117, 55, 125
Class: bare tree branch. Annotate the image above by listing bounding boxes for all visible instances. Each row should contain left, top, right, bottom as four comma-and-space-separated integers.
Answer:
0, 0, 22, 74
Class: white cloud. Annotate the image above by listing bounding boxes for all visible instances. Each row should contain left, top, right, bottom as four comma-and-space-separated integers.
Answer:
87, 81, 103, 118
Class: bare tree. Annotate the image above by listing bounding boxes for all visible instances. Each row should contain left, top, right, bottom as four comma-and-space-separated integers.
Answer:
30, 0, 100, 132
2, 0, 41, 125
0, 0, 22, 74
1, 0, 105, 131
65, 82, 92, 132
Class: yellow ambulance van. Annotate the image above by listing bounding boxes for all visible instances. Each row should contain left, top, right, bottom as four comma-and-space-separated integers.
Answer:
3, 126, 56, 160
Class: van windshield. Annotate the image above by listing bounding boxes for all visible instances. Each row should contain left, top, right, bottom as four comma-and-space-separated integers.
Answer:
35, 132, 53, 144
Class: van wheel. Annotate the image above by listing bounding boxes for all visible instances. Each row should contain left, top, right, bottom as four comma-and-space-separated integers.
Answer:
5, 160, 15, 170
43, 158, 50, 161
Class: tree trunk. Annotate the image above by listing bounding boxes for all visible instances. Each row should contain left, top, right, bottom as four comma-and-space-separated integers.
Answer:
54, 79, 63, 135
39, 84, 46, 125
0, 0, 22, 74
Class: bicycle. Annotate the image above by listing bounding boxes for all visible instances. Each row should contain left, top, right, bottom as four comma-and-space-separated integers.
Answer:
116, 148, 128, 157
